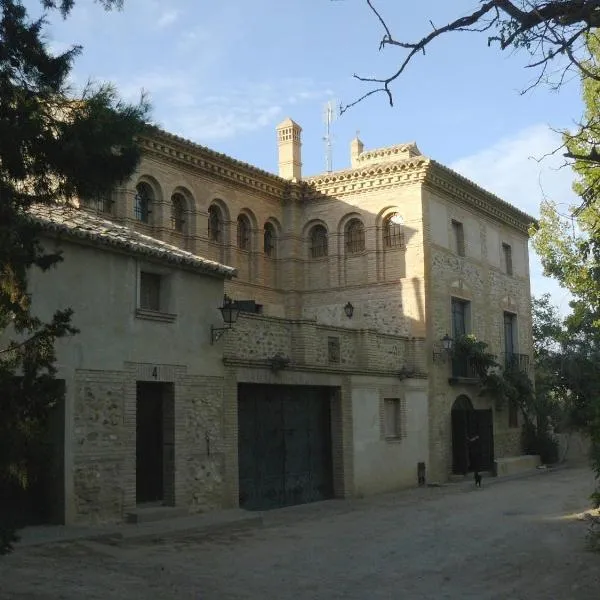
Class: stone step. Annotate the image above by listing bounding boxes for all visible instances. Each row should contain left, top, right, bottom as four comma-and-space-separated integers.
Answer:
126, 505, 188, 524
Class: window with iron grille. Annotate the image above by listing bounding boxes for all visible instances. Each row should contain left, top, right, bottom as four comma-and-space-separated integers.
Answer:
502, 242, 513, 275
82, 193, 112, 214
264, 223, 276, 257
170, 193, 185, 232
208, 204, 222, 242
134, 183, 152, 223
345, 218, 365, 254
139, 272, 161, 311
383, 213, 404, 248
237, 215, 251, 250
452, 220, 465, 256
309, 224, 328, 258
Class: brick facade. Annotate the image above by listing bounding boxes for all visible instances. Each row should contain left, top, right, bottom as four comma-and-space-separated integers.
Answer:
47, 119, 534, 523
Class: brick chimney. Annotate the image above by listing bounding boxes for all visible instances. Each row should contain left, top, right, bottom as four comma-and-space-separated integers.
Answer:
351, 135, 364, 168
276, 118, 302, 180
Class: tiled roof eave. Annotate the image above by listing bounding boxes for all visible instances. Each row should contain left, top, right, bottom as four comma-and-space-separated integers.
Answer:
26, 206, 236, 279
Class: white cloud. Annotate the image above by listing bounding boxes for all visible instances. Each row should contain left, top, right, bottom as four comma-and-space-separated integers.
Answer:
450, 125, 577, 314
156, 9, 180, 29
111, 71, 333, 142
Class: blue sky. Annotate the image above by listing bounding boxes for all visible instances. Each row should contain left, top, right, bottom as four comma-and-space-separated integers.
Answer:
33, 0, 583, 313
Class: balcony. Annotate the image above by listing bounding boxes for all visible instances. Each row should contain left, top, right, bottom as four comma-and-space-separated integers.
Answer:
504, 352, 530, 373
449, 356, 480, 384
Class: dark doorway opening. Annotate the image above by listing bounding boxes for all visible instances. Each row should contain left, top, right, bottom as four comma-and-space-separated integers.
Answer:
238, 384, 334, 511
136, 382, 174, 505
451, 395, 494, 474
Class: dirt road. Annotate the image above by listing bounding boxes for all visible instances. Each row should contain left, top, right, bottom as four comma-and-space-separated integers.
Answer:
1, 466, 598, 599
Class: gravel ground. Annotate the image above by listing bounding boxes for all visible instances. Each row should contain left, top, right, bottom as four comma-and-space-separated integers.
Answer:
1, 466, 598, 600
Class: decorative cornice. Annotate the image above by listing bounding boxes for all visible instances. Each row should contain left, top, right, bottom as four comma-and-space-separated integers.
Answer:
306, 157, 429, 197
425, 161, 536, 234
138, 126, 287, 200
355, 142, 421, 164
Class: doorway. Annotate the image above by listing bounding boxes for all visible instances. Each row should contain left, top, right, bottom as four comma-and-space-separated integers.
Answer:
238, 384, 334, 510
451, 395, 494, 474
136, 382, 174, 505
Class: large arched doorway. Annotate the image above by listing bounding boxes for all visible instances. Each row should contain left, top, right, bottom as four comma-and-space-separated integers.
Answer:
451, 395, 494, 474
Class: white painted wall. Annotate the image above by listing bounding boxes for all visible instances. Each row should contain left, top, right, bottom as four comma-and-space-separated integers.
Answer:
26, 236, 226, 377
351, 377, 429, 496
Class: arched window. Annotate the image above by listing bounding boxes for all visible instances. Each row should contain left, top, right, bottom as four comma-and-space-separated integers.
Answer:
264, 222, 276, 257
134, 182, 153, 223
383, 213, 404, 248
309, 225, 328, 258
237, 214, 251, 250
208, 204, 222, 242
345, 218, 365, 254
171, 193, 185, 232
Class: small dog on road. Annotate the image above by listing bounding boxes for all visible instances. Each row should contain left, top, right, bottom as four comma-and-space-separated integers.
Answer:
474, 471, 482, 488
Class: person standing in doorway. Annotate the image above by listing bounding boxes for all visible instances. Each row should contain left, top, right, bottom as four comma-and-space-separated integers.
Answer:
467, 434, 482, 487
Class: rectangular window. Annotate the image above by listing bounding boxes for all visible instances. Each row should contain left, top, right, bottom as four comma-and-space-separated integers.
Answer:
328, 336, 340, 364
452, 220, 465, 257
451, 297, 470, 339
140, 272, 161, 311
384, 398, 402, 439
502, 243, 513, 275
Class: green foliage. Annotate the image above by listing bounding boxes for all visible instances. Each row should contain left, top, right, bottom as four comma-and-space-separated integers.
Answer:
521, 419, 559, 465
0, 0, 149, 554
451, 334, 535, 416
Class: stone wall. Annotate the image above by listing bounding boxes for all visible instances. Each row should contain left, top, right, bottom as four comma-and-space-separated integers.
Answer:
225, 313, 426, 376
73, 370, 127, 523
424, 187, 533, 481
71, 367, 228, 524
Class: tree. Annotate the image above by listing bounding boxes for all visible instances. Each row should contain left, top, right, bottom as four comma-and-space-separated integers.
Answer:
343, 2, 600, 115
0, 0, 149, 554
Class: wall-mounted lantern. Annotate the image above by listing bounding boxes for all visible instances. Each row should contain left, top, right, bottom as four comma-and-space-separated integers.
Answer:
210, 294, 240, 344
432, 333, 453, 363
344, 301, 354, 319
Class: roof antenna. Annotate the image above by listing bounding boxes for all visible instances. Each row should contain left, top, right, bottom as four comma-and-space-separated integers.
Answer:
323, 100, 337, 173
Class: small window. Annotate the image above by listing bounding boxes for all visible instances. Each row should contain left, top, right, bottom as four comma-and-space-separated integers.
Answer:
208, 204, 222, 242
139, 272, 161, 311
502, 243, 513, 275
237, 214, 251, 251
384, 398, 402, 439
452, 220, 465, 257
508, 400, 519, 428
264, 222, 276, 257
383, 213, 404, 248
134, 182, 153, 224
327, 336, 340, 363
171, 193, 185, 232
345, 218, 365, 254
310, 225, 328, 258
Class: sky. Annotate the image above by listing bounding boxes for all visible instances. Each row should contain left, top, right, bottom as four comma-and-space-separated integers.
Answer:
30, 0, 584, 314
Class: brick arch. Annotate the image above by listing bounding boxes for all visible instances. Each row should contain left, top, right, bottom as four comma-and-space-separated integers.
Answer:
134, 174, 163, 203
207, 198, 230, 245
303, 219, 329, 260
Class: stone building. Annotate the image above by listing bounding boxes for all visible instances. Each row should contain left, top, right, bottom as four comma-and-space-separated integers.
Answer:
25, 117, 534, 524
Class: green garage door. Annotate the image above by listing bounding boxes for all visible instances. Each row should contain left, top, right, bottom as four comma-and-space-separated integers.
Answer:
238, 384, 334, 510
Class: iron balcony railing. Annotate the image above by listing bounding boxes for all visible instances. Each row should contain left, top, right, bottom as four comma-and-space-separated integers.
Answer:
504, 352, 530, 373
451, 356, 479, 380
